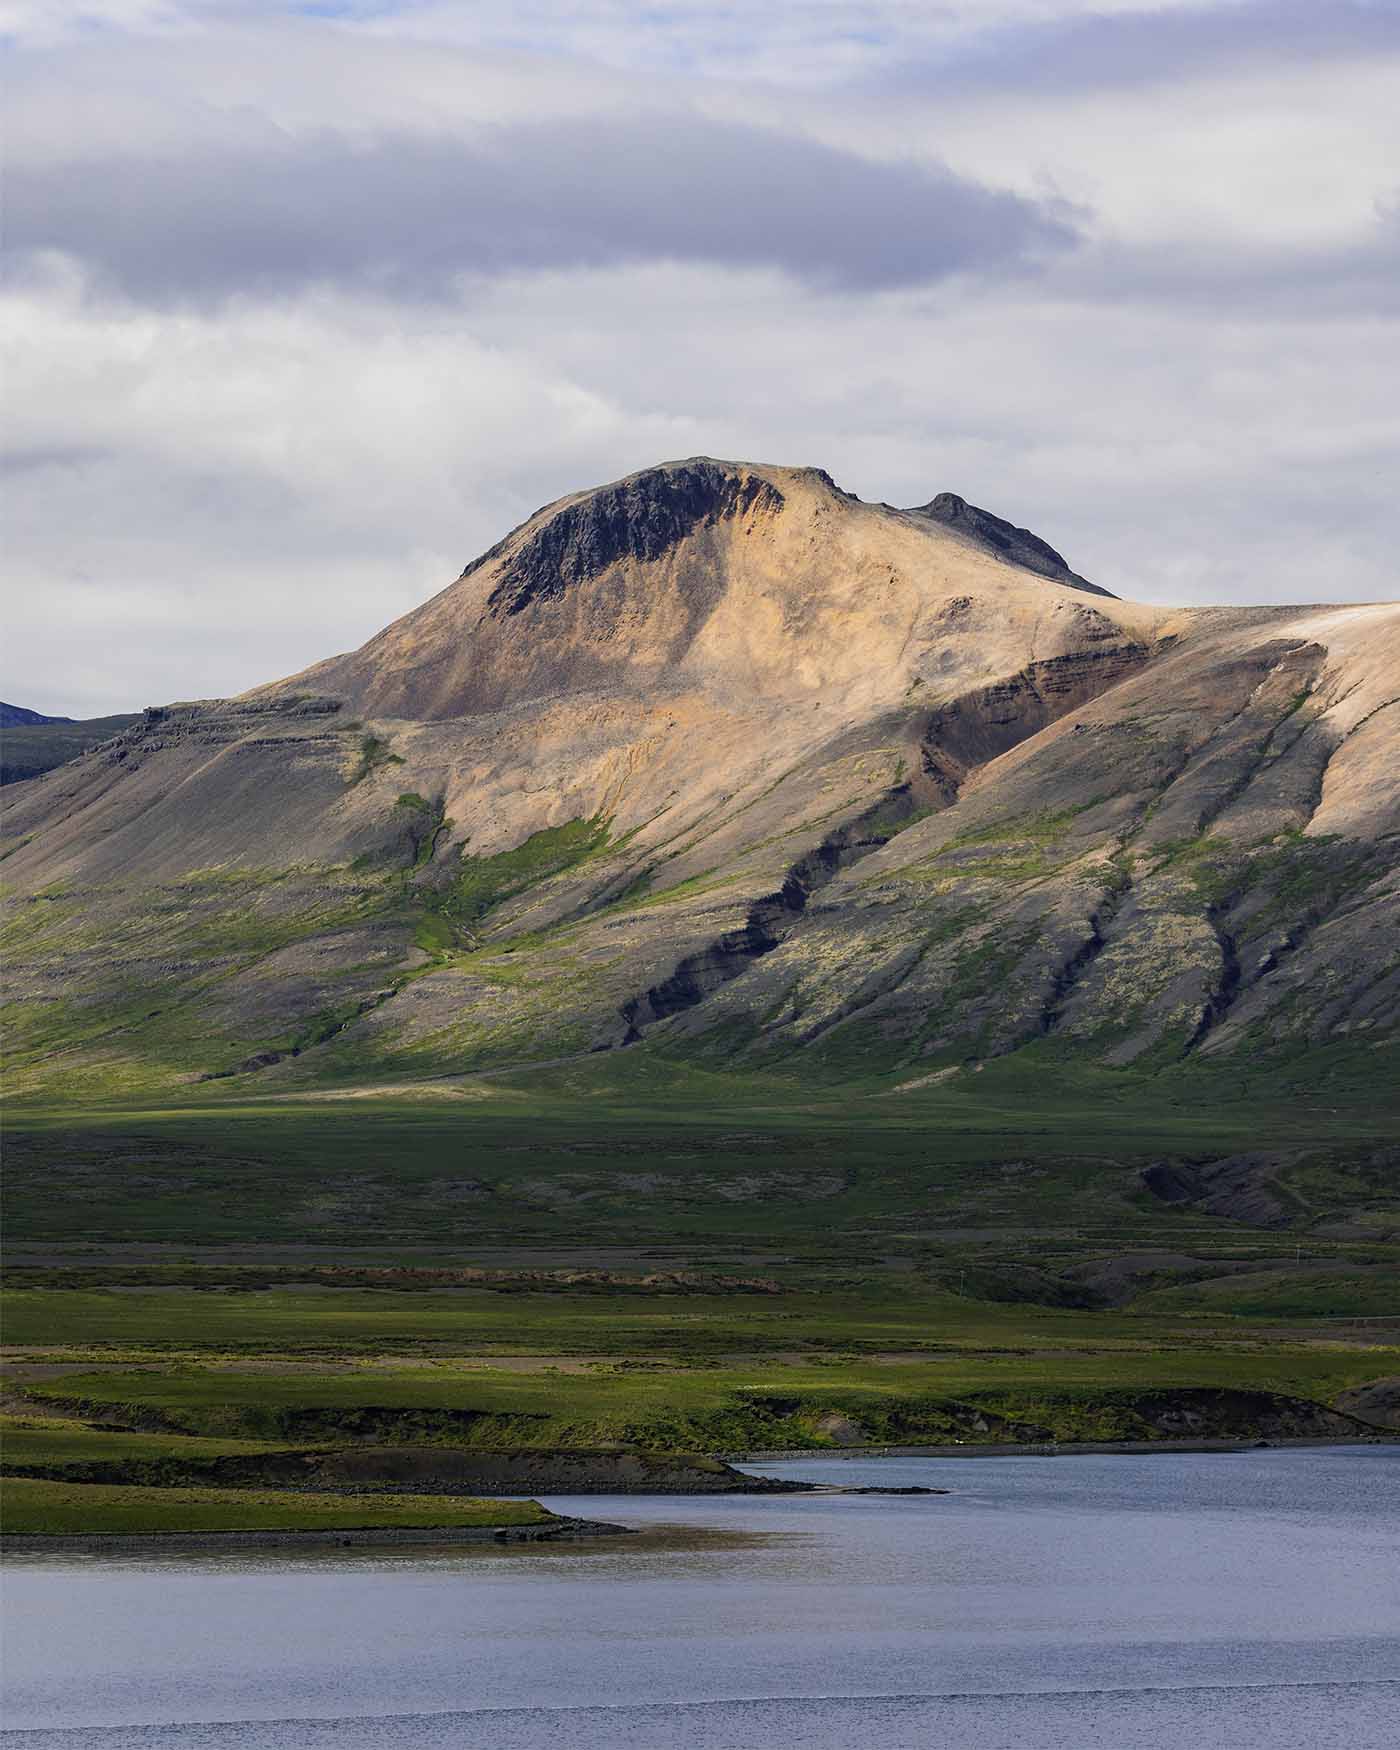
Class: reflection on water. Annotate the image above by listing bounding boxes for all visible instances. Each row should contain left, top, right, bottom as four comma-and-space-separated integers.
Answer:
3, 1446, 1398, 1748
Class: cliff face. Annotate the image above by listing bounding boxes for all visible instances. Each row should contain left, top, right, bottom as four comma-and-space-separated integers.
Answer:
2, 458, 1396, 1099
483, 461, 786, 618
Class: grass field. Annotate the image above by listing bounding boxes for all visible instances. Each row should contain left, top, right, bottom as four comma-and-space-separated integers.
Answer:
0, 1415, 291, 1468
0, 1477, 550, 1537
6, 1298, 1395, 1463
0, 1283, 1289, 1354
3, 1056, 1395, 1533
14, 1347, 1395, 1440
5, 1044, 1397, 1246
1131, 1269, 1400, 1319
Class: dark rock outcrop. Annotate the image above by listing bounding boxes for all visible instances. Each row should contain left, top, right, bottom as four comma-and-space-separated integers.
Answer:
487, 461, 784, 617
908, 492, 1113, 597
1111, 1387, 1382, 1441
1140, 1154, 1293, 1227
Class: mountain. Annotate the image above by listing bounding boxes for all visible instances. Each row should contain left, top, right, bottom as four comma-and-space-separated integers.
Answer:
3, 457, 1397, 1106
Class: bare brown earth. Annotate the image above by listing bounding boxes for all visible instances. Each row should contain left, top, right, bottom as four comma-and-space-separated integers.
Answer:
1335, 1377, 1400, 1429
3, 457, 1397, 1097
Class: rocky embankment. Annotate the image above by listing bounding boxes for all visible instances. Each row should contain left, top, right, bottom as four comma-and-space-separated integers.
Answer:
283, 1448, 814, 1495
1334, 1378, 1400, 1430
4, 1443, 951, 1498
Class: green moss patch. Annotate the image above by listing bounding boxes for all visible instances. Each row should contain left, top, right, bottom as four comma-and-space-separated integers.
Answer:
348, 734, 404, 785
417, 815, 614, 948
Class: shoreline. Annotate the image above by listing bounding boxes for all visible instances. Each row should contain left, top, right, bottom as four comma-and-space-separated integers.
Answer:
0, 1514, 634, 1554
6, 1442, 1395, 1549
730, 1432, 1400, 1462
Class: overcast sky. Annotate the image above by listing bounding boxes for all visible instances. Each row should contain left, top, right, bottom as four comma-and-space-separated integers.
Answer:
4, 1, 1398, 716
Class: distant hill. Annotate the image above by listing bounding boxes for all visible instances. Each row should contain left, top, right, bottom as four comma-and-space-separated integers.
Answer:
1, 706, 141, 785
1, 702, 74, 728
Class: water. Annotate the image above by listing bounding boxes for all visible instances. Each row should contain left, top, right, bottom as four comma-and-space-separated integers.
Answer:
3, 1446, 1397, 1747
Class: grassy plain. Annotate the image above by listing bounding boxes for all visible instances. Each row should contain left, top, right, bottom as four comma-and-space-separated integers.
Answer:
0, 1416, 289, 1467
12, 1347, 1395, 1444
3, 1056, 1396, 1534
1, 1477, 549, 1537
5, 1044, 1397, 1245
0, 1283, 1282, 1354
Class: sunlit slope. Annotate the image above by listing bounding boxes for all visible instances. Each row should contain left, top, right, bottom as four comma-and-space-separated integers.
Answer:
2, 459, 1395, 1099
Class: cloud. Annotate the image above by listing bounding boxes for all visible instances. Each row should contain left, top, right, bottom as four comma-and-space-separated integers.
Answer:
6, 113, 1077, 304
0, 268, 717, 714
0, 3, 1268, 75
5, 253, 1396, 716
2, 2, 1397, 717
1047, 207, 1400, 319
874, 0, 1400, 99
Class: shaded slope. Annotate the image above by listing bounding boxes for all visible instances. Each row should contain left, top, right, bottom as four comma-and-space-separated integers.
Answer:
1, 710, 141, 786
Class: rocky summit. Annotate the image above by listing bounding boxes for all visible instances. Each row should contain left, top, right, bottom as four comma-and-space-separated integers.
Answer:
3, 456, 1397, 1101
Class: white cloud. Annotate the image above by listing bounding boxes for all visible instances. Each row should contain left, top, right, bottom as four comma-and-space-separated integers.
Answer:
2, 1, 1396, 716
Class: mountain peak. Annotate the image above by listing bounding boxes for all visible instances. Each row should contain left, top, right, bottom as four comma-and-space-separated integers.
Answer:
483, 459, 785, 619
907, 492, 1111, 598
275, 458, 1138, 723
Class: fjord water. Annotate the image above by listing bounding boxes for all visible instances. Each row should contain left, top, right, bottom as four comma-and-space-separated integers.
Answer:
3, 1447, 1396, 1748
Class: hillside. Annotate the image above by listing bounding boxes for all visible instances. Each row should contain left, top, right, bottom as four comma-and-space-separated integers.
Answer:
3, 457, 1395, 1111
1, 707, 142, 787
1, 704, 73, 729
